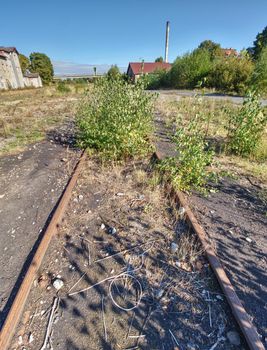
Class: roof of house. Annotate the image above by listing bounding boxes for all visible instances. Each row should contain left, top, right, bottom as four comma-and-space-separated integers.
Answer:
223, 48, 238, 57
127, 62, 172, 75
0, 47, 19, 54
24, 72, 40, 78
0, 51, 7, 59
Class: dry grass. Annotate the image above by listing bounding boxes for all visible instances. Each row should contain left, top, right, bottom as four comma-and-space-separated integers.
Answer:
156, 95, 267, 185
0, 85, 87, 155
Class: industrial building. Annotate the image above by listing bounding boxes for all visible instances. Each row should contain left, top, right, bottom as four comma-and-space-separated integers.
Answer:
0, 47, 42, 90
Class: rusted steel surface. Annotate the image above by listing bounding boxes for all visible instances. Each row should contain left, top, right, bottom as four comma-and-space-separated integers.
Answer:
155, 151, 265, 350
0, 151, 87, 350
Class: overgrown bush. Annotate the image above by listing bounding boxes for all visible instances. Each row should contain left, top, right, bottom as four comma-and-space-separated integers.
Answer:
146, 69, 170, 89
208, 54, 254, 93
76, 77, 155, 160
226, 91, 267, 156
169, 48, 212, 89
251, 46, 267, 94
56, 81, 71, 93
159, 112, 214, 192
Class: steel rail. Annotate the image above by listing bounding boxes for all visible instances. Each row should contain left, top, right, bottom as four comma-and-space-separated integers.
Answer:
155, 150, 265, 350
0, 150, 87, 350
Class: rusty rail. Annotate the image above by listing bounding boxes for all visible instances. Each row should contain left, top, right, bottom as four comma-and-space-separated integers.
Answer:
0, 151, 87, 350
155, 150, 264, 350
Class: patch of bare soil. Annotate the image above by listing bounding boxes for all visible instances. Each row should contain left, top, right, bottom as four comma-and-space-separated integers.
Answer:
11, 159, 246, 350
188, 178, 267, 349
0, 139, 80, 326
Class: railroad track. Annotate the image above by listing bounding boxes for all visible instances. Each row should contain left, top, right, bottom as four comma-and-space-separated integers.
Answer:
0, 149, 264, 350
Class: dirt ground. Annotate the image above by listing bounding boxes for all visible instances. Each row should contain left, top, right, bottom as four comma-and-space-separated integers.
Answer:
10, 158, 245, 350
0, 133, 80, 328
154, 102, 267, 349
189, 178, 267, 348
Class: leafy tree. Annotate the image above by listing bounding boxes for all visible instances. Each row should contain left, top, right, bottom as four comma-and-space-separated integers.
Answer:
107, 65, 121, 80
155, 56, 164, 62
198, 40, 222, 59
93, 67, 97, 76
208, 54, 254, 93
145, 69, 169, 89
248, 26, 267, 60
19, 54, 30, 74
169, 48, 212, 89
251, 46, 267, 93
29, 52, 54, 84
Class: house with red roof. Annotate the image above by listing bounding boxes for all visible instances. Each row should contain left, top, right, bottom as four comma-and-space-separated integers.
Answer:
127, 62, 172, 82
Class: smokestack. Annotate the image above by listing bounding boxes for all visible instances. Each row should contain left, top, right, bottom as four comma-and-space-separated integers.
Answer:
164, 21, 170, 63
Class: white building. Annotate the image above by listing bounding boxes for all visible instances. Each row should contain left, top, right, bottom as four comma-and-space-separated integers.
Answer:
0, 47, 42, 90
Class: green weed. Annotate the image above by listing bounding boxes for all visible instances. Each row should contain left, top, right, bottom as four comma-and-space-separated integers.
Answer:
76, 77, 155, 160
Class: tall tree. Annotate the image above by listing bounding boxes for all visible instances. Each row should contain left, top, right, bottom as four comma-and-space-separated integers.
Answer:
251, 46, 267, 92
155, 56, 163, 62
248, 26, 267, 60
18, 54, 30, 74
29, 52, 54, 84
107, 65, 121, 80
198, 40, 222, 59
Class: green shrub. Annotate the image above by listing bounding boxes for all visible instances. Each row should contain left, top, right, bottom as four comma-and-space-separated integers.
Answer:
159, 112, 214, 192
208, 54, 254, 93
146, 69, 170, 89
56, 81, 71, 93
76, 77, 155, 160
226, 91, 267, 156
251, 46, 267, 93
169, 48, 212, 89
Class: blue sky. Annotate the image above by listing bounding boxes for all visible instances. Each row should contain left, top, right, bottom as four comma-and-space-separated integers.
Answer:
1, 0, 267, 74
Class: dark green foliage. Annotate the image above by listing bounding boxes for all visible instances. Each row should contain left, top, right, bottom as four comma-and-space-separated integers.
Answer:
19, 54, 30, 74
155, 56, 164, 62
226, 91, 267, 156
76, 77, 155, 160
146, 69, 170, 89
107, 65, 121, 80
169, 48, 212, 89
198, 40, 222, 59
251, 47, 267, 93
208, 54, 254, 93
248, 26, 267, 60
29, 52, 54, 84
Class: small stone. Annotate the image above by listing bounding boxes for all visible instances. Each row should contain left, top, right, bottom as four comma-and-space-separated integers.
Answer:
0, 194, 5, 199
52, 278, 64, 290
245, 237, 252, 243
28, 333, 34, 343
227, 331, 241, 346
155, 289, 164, 299
100, 223, 105, 230
116, 192, 124, 196
61, 158, 67, 162
175, 261, 181, 268
78, 194, 84, 201
18, 335, 23, 345
178, 207, 186, 218
73, 198, 78, 203
108, 227, 117, 235
216, 295, 223, 301
229, 230, 234, 235
171, 242, 178, 254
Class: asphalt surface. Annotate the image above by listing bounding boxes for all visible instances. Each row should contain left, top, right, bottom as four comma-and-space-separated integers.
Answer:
157, 89, 267, 106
